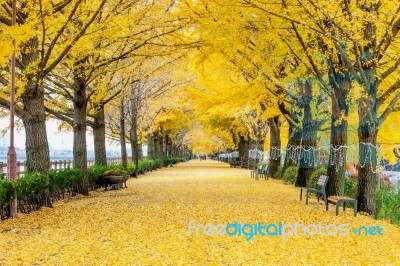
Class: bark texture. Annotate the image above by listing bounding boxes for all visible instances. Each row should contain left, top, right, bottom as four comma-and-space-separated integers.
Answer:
268, 116, 281, 177
120, 99, 127, 169
73, 68, 88, 195
327, 74, 350, 196
93, 107, 107, 165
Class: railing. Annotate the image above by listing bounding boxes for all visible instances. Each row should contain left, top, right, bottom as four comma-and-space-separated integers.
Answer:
0, 157, 131, 176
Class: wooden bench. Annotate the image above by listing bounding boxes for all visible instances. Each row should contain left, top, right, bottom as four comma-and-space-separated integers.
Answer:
229, 161, 241, 168
230, 159, 246, 168
327, 196, 358, 217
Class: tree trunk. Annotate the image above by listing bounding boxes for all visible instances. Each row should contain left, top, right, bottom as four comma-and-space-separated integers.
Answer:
119, 99, 127, 169
22, 82, 52, 207
357, 132, 377, 215
171, 143, 176, 157
22, 88, 50, 175
130, 126, 139, 178
158, 136, 164, 166
154, 135, 160, 162
166, 135, 172, 158
73, 70, 88, 195
19, 37, 51, 206
138, 143, 143, 160
268, 116, 281, 177
129, 95, 139, 177
327, 74, 350, 196
282, 116, 302, 176
357, 72, 378, 215
355, 6, 379, 215
295, 82, 318, 187
93, 107, 107, 165
238, 135, 250, 168
21, 37, 50, 176
147, 134, 155, 159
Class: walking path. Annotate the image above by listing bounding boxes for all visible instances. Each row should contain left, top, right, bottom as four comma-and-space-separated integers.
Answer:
0, 160, 399, 265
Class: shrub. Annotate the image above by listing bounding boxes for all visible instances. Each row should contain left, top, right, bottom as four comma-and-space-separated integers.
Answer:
274, 166, 283, 179
227, 159, 236, 165
282, 166, 298, 184
138, 159, 151, 173
308, 168, 327, 188
0, 158, 173, 220
49, 170, 65, 194
0, 178, 14, 206
88, 165, 111, 184
165, 158, 172, 165
140, 158, 166, 172
16, 172, 47, 201
154, 159, 161, 168
57, 168, 83, 188
102, 169, 130, 176
127, 163, 136, 175
344, 175, 357, 199
376, 184, 400, 226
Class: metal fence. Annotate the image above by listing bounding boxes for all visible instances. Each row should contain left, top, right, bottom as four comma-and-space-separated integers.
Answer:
0, 157, 130, 177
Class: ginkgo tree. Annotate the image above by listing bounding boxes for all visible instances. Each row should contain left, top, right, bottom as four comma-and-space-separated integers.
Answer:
240, 0, 400, 214
40, 0, 190, 193
0, 0, 108, 176
182, 0, 400, 215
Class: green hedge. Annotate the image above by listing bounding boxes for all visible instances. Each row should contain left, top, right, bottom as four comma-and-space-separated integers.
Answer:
344, 175, 357, 199
0, 177, 13, 206
274, 166, 283, 179
0, 158, 166, 220
308, 168, 327, 188
282, 166, 298, 184
165, 157, 183, 166
376, 184, 400, 226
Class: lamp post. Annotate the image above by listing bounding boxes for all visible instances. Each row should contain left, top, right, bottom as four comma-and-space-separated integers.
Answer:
7, 0, 18, 218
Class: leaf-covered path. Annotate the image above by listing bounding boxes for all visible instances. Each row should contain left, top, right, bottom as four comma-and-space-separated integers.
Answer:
0, 160, 399, 265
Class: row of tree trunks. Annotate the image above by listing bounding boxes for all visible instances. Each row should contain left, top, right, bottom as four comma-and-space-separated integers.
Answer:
147, 134, 164, 166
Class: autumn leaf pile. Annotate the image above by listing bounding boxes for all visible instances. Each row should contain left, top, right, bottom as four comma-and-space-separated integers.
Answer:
0, 160, 399, 265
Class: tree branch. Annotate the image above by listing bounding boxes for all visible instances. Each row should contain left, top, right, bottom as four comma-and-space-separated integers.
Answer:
44, 0, 107, 75
378, 79, 400, 103
378, 92, 400, 126
0, 97, 28, 120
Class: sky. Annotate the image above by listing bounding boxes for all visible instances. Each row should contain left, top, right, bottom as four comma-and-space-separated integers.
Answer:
0, 117, 98, 150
